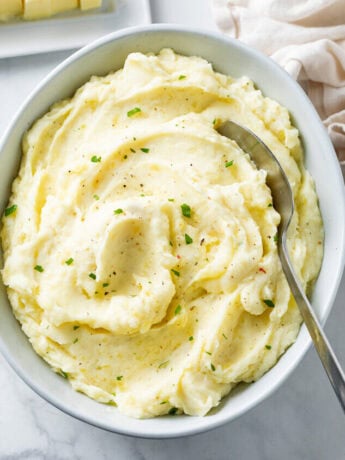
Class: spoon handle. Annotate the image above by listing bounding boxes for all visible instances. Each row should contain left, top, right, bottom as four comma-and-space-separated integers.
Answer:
280, 243, 345, 412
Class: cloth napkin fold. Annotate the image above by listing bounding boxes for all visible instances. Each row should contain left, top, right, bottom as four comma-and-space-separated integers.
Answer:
212, 0, 345, 173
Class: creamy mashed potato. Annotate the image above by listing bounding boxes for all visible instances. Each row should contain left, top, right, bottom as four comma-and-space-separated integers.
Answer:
1, 49, 323, 418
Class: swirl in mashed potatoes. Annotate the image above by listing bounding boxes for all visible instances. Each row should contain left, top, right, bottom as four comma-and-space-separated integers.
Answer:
1, 49, 323, 418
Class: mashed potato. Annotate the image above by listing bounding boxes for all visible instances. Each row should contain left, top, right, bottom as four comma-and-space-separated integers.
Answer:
1, 49, 323, 418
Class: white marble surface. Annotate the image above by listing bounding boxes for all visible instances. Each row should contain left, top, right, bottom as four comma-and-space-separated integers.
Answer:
0, 1, 344, 458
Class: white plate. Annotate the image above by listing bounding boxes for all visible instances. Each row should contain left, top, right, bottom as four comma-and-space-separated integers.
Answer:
0, 0, 151, 58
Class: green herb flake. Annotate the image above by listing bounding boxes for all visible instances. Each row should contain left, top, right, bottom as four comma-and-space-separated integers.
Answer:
206, 351, 212, 356
263, 299, 275, 308
91, 155, 101, 163
174, 305, 182, 315
130, 148, 136, 153
73, 338, 78, 344
160, 401, 168, 405
168, 407, 178, 415
114, 208, 123, 215
158, 361, 169, 369
185, 233, 193, 245
225, 160, 234, 168
106, 400, 117, 406
34, 265, 44, 273
89, 272, 96, 280
59, 370, 68, 379
181, 203, 191, 218
178, 75, 186, 80
102, 283, 109, 288
268, 203, 273, 207
211, 363, 216, 371
73, 325, 80, 330
265, 345, 272, 350
140, 147, 150, 153
222, 333, 228, 340
127, 107, 142, 117
116, 375, 123, 381
188, 336, 194, 341
93, 194, 100, 200
171, 269, 180, 277
65, 258, 74, 265
168, 198, 174, 202
4, 204, 17, 217
273, 233, 278, 243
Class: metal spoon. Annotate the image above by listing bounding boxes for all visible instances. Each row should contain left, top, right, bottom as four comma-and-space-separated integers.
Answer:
218, 120, 345, 412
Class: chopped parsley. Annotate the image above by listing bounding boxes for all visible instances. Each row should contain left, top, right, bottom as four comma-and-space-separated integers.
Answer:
158, 361, 169, 369
116, 375, 123, 381
34, 265, 44, 273
106, 400, 117, 406
73, 338, 78, 344
73, 325, 80, 330
174, 305, 182, 315
222, 333, 228, 340
4, 204, 17, 217
178, 75, 186, 80
65, 258, 74, 265
114, 208, 123, 214
59, 370, 68, 379
210, 363, 216, 371
102, 283, 109, 288
189, 336, 194, 341
268, 203, 273, 207
181, 203, 191, 218
89, 272, 96, 280
263, 299, 275, 308
140, 147, 150, 153
225, 160, 234, 168
171, 269, 180, 277
184, 233, 193, 245
205, 351, 212, 356
93, 194, 100, 200
273, 233, 278, 243
127, 107, 141, 117
265, 345, 272, 350
168, 407, 178, 415
160, 401, 168, 405
168, 198, 174, 202
130, 148, 136, 153
91, 155, 101, 163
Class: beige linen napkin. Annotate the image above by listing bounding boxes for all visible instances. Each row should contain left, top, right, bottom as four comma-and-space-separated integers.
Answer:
212, 0, 345, 173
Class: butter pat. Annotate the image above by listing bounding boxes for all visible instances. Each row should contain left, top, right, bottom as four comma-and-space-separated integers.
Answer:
80, 0, 102, 10
0, 0, 22, 21
51, 0, 78, 14
23, 0, 52, 19
24, 0, 78, 19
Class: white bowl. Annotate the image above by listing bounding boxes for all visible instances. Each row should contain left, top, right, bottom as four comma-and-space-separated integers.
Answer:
1, 25, 344, 438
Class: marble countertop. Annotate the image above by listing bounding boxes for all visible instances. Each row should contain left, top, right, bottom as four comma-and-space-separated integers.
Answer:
0, 1, 344, 458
